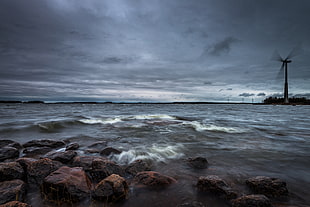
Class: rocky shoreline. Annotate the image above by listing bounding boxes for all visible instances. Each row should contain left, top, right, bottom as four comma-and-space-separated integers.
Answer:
0, 139, 300, 207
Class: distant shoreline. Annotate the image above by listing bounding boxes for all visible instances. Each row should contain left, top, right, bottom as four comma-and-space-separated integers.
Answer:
0, 100, 309, 105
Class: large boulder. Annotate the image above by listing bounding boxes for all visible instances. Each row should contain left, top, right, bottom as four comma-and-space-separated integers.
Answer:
0, 201, 31, 207
22, 139, 65, 148
22, 147, 54, 157
89, 158, 125, 183
125, 159, 151, 176
0, 180, 26, 205
187, 157, 208, 169
232, 194, 272, 207
0, 140, 22, 150
72, 156, 107, 171
0, 147, 19, 162
92, 174, 128, 202
197, 175, 237, 200
44, 150, 77, 164
0, 162, 24, 182
134, 171, 176, 187
246, 176, 289, 198
27, 158, 63, 185
42, 166, 91, 203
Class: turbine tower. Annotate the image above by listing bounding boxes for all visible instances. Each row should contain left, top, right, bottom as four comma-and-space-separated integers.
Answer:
272, 45, 302, 104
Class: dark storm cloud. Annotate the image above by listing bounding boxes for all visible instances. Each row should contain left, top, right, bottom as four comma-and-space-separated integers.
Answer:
257, 93, 266, 97
0, 0, 309, 102
239, 93, 255, 97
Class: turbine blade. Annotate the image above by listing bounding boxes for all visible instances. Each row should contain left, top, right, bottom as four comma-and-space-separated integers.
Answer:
276, 62, 285, 80
286, 43, 304, 59
271, 49, 283, 62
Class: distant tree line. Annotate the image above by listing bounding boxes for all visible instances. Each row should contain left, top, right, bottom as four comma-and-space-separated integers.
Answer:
263, 97, 310, 104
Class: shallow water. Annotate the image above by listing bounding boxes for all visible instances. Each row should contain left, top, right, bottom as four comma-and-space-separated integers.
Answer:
0, 103, 310, 206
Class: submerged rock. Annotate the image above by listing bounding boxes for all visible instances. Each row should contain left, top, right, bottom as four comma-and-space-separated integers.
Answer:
134, 171, 176, 187
44, 150, 77, 164
22, 139, 65, 148
65, 143, 79, 151
92, 174, 128, 202
0, 180, 26, 205
42, 166, 91, 203
0, 162, 24, 182
89, 158, 125, 183
27, 158, 63, 185
100, 147, 122, 156
232, 194, 272, 207
0, 147, 19, 162
0, 201, 32, 207
246, 176, 289, 198
197, 175, 237, 200
125, 159, 151, 176
0, 140, 22, 150
187, 157, 208, 169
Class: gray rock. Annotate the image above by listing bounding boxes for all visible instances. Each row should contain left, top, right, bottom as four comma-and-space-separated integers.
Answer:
187, 157, 208, 169
23, 139, 65, 148
125, 159, 151, 176
0, 140, 22, 150
0, 147, 19, 162
100, 147, 121, 156
246, 176, 288, 198
44, 150, 77, 164
65, 143, 79, 151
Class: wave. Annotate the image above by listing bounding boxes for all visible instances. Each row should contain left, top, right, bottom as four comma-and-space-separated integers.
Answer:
111, 144, 184, 165
185, 121, 247, 133
78, 117, 123, 125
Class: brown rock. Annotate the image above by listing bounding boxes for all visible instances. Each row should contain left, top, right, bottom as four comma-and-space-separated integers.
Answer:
42, 166, 91, 203
125, 159, 151, 175
0, 162, 24, 182
87, 141, 107, 149
100, 147, 121, 156
22, 147, 54, 157
27, 158, 63, 185
187, 157, 208, 169
0, 201, 31, 207
134, 171, 176, 187
22, 139, 65, 148
44, 150, 77, 164
197, 175, 237, 200
0, 147, 19, 162
92, 174, 128, 202
72, 156, 107, 171
65, 143, 79, 151
0, 180, 26, 205
246, 176, 289, 198
89, 158, 125, 183
232, 194, 272, 207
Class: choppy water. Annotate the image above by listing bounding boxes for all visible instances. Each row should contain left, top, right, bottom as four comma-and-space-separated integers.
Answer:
0, 103, 310, 206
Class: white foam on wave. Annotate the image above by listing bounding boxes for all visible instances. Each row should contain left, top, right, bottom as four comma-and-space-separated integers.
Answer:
187, 121, 247, 133
78, 117, 122, 125
129, 114, 177, 120
111, 144, 184, 165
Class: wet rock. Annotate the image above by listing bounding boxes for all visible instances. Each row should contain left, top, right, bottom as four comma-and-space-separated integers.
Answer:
92, 174, 128, 202
0, 147, 20, 162
72, 156, 107, 171
42, 166, 91, 203
125, 160, 151, 175
100, 147, 121, 156
22, 139, 65, 148
246, 176, 289, 198
65, 143, 79, 151
134, 171, 176, 187
89, 158, 125, 183
0, 201, 31, 207
177, 201, 205, 207
44, 150, 77, 164
15, 158, 36, 172
22, 147, 54, 157
0, 162, 24, 182
197, 175, 237, 200
88, 141, 108, 149
0, 140, 22, 150
0, 180, 26, 205
187, 157, 208, 169
232, 194, 272, 207
27, 158, 63, 185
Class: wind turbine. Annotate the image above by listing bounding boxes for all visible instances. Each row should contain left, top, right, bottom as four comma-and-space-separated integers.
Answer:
272, 45, 302, 104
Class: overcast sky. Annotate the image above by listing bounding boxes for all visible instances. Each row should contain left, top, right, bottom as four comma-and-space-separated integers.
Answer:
0, 0, 309, 102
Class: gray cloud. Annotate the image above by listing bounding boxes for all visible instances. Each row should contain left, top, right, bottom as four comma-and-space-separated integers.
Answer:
207, 37, 239, 56
257, 93, 266, 97
239, 93, 255, 97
